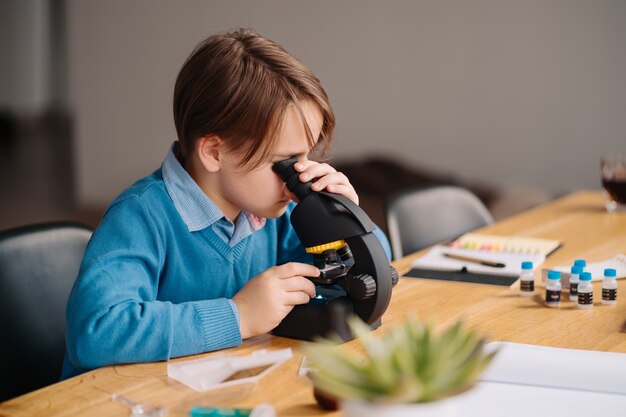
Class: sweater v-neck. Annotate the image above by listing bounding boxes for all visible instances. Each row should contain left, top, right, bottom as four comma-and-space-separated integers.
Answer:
198, 227, 250, 261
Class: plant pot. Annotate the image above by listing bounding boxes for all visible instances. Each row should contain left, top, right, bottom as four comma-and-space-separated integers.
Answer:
341, 397, 457, 417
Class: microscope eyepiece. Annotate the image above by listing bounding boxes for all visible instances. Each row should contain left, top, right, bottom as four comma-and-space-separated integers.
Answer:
272, 157, 313, 200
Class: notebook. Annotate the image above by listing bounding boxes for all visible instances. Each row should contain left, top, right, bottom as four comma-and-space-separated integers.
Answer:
406, 245, 545, 286
449, 233, 562, 256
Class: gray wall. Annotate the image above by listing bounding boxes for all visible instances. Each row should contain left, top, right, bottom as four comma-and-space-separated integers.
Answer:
67, 0, 626, 206
0, 0, 51, 114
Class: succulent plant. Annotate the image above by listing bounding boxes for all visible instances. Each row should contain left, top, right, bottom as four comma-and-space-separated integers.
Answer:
302, 316, 496, 404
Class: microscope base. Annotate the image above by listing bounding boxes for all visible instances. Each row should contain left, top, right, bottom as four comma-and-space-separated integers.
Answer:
272, 290, 381, 341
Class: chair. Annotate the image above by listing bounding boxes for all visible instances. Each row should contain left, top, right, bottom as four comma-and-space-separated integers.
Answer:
0, 222, 92, 401
385, 186, 494, 260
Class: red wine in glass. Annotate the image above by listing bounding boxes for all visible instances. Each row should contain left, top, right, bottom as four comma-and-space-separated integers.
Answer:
602, 178, 626, 204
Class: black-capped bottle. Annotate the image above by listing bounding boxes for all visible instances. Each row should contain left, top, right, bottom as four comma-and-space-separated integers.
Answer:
545, 270, 561, 307
577, 272, 593, 309
519, 261, 534, 297
601, 268, 617, 305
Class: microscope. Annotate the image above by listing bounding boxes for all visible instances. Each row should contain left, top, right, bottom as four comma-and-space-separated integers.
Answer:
271, 157, 399, 341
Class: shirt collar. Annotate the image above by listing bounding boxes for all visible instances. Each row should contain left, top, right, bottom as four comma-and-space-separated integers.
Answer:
162, 142, 225, 232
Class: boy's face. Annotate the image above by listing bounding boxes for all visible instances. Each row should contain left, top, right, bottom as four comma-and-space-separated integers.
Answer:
213, 100, 323, 220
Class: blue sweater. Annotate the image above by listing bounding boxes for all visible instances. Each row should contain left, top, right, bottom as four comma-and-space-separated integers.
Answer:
62, 168, 390, 379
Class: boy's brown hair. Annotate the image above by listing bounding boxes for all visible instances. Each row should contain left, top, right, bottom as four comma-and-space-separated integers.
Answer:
173, 29, 335, 168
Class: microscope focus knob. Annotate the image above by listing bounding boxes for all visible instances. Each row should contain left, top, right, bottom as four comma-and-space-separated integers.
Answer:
347, 273, 377, 300
390, 266, 399, 287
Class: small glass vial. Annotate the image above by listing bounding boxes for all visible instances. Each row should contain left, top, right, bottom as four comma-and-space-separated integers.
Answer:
519, 261, 534, 296
574, 259, 587, 269
545, 270, 561, 307
569, 265, 582, 301
602, 268, 618, 305
577, 272, 593, 309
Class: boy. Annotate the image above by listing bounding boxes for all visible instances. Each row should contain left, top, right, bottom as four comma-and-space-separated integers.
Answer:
62, 29, 390, 379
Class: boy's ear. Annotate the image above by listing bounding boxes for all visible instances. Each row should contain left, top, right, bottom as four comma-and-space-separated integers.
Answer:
196, 135, 223, 172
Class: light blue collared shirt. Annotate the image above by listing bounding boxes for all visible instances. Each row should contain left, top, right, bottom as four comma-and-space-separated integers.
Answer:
162, 142, 263, 247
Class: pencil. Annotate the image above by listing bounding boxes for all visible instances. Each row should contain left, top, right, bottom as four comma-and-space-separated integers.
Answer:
443, 252, 506, 268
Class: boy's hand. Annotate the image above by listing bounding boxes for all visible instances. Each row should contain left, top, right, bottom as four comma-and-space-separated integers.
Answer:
232, 262, 319, 339
293, 161, 359, 205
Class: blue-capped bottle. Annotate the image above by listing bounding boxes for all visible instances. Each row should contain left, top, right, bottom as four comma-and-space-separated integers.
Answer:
569, 265, 583, 301
602, 268, 617, 305
577, 272, 593, 309
519, 261, 534, 297
545, 270, 561, 307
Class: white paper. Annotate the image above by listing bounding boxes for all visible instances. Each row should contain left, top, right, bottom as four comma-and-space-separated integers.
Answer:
482, 342, 626, 395
543, 253, 626, 283
455, 381, 626, 417
449, 342, 626, 416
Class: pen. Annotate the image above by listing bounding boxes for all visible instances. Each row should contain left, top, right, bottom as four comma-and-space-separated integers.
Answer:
443, 253, 505, 268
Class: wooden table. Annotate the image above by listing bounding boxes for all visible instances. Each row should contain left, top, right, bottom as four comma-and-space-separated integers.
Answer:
2, 191, 625, 417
